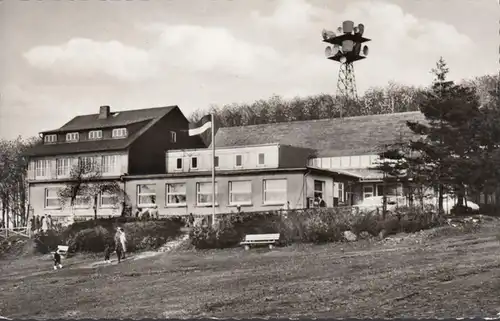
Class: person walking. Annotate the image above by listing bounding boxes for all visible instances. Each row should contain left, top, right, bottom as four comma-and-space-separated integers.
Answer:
41, 215, 48, 233
46, 215, 53, 230
114, 228, 123, 263
119, 228, 127, 259
35, 216, 40, 233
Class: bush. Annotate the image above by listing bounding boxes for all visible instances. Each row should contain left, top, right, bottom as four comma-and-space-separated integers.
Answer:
190, 206, 444, 250
33, 216, 185, 254
33, 230, 64, 254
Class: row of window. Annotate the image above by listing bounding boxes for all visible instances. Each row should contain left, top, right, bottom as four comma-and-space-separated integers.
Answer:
174, 153, 266, 170
310, 155, 380, 169
44, 188, 117, 209
33, 155, 119, 178
137, 179, 287, 207
43, 128, 130, 144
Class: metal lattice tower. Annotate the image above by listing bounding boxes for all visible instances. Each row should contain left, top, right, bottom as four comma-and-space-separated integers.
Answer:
337, 62, 358, 101
322, 21, 371, 118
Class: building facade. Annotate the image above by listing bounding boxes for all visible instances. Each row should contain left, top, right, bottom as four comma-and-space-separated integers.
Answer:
125, 144, 357, 215
25, 105, 205, 221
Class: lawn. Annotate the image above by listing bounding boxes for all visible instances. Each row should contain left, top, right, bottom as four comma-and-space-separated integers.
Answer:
1, 221, 500, 319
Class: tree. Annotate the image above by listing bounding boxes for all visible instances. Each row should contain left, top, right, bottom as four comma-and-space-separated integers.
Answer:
58, 159, 124, 220
406, 57, 482, 215
0, 136, 39, 228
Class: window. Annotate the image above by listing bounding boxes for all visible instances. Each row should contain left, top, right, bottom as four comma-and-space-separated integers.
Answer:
35, 159, 50, 178
175, 158, 183, 170
350, 156, 360, 168
44, 188, 60, 209
137, 184, 156, 206
331, 157, 341, 168
360, 155, 371, 167
314, 180, 325, 199
170, 131, 176, 143
88, 130, 102, 140
100, 192, 118, 208
44, 134, 57, 143
79, 156, 100, 171
321, 157, 331, 168
363, 185, 374, 199
191, 157, 198, 169
56, 158, 71, 177
214, 156, 219, 168
66, 132, 79, 142
338, 182, 344, 202
74, 194, 91, 208
312, 158, 321, 167
166, 183, 187, 206
196, 182, 218, 206
258, 153, 265, 165
101, 155, 118, 174
235, 155, 242, 167
229, 181, 252, 205
340, 156, 350, 168
369, 155, 380, 165
112, 128, 128, 138
263, 179, 287, 205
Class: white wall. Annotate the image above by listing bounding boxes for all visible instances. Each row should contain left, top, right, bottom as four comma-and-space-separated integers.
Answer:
166, 145, 280, 173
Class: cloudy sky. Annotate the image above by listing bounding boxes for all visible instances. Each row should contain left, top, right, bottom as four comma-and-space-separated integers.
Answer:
0, 0, 497, 139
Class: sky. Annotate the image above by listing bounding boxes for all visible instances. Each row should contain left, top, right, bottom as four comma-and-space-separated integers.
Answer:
0, 0, 498, 140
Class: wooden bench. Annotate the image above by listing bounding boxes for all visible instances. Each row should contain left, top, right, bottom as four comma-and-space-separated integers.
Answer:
56, 245, 69, 256
240, 233, 280, 250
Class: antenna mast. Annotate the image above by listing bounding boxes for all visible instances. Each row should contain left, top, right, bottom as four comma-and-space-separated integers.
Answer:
322, 21, 371, 119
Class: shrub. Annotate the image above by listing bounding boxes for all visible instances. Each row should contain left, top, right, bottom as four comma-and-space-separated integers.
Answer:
190, 206, 444, 250
33, 230, 63, 254
33, 216, 185, 254
68, 225, 112, 253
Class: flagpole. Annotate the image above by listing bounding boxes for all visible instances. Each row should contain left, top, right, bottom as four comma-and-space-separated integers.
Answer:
211, 113, 216, 225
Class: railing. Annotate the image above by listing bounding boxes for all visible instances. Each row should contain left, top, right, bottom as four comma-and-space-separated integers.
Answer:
0, 226, 30, 239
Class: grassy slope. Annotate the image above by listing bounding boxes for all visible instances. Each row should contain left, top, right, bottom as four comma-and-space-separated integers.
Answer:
1, 224, 500, 319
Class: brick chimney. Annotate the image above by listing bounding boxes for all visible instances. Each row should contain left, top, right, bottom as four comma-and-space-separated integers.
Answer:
99, 105, 110, 119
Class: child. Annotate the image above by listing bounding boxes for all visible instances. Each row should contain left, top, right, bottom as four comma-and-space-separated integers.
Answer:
53, 250, 63, 270
104, 244, 112, 263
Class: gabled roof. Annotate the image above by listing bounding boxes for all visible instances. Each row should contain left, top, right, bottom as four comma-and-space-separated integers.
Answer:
25, 106, 178, 157
42, 106, 177, 134
213, 111, 425, 157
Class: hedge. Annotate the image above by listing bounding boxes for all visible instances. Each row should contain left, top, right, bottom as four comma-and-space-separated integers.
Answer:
33, 216, 185, 254
189, 206, 441, 249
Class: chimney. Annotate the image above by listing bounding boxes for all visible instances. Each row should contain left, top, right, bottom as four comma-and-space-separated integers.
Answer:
99, 105, 111, 119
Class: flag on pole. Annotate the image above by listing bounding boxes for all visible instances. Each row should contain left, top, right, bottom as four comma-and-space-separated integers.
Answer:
188, 115, 212, 136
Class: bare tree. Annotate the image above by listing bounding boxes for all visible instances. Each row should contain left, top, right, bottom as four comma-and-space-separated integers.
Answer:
58, 159, 125, 220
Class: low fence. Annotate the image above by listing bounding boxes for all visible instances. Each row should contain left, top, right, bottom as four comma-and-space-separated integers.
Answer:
0, 226, 30, 239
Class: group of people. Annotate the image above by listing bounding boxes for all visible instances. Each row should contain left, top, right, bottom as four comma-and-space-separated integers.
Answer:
53, 226, 128, 270
30, 214, 54, 234
133, 205, 159, 220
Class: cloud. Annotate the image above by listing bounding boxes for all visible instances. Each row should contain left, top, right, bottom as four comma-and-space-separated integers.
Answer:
23, 25, 280, 82
23, 38, 154, 82
22, 0, 476, 92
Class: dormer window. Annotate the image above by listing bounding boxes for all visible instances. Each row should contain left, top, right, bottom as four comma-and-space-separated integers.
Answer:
44, 134, 57, 144
88, 130, 102, 140
112, 128, 127, 138
66, 132, 79, 142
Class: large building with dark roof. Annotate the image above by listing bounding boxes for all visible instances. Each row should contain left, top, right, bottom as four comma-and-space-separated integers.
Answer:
25, 107, 425, 221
